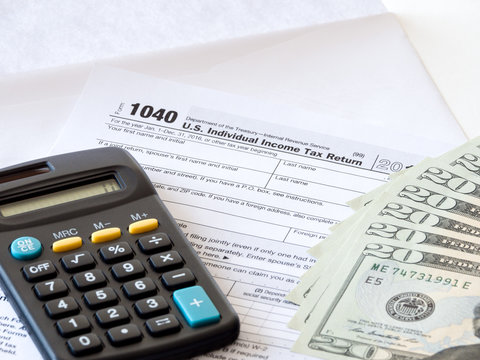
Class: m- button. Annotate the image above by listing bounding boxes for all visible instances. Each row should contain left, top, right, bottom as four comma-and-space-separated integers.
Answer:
23, 260, 57, 282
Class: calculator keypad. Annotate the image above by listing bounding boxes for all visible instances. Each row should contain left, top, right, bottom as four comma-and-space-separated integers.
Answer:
107, 324, 143, 346
161, 268, 196, 290
149, 250, 183, 272
34, 278, 69, 300
72, 270, 107, 291
173, 286, 221, 328
83, 287, 118, 309
11, 236, 42, 260
99, 242, 133, 263
67, 334, 103, 356
128, 218, 158, 235
91, 227, 122, 244
137, 232, 171, 254
45, 297, 80, 319
111, 259, 145, 281
95, 305, 130, 328
61, 251, 96, 273
23, 260, 57, 282
134, 296, 169, 318
57, 315, 91, 337
122, 277, 157, 300
18, 217, 225, 358
146, 314, 180, 336
52, 236, 83, 253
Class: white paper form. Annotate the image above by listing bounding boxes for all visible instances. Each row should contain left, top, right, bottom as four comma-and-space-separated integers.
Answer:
0, 297, 37, 358
0, 67, 446, 359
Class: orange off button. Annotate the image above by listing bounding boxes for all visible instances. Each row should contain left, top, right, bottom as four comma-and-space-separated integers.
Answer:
129, 218, 159, 235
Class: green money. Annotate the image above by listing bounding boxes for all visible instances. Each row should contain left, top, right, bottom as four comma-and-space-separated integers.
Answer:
378, 201, 480, 238
292, 242, 480, 359
289, 211, 480, 332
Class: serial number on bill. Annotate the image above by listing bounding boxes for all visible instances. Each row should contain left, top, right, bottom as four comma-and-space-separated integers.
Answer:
367, 263, 472, 289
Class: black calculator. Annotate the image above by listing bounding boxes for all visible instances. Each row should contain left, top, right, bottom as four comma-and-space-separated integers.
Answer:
0, 147, 239, 359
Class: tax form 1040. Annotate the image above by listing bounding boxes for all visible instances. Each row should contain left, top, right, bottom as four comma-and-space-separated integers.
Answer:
1, 66, 463, 360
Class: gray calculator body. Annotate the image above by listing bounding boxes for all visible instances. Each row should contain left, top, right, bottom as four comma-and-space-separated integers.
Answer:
0, 147, 239, 359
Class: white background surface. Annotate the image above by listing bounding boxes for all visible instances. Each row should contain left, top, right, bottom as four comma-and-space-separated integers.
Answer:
1, 0, 478, 167
0, 2, 477, 359
0, 12, 468, 170
383, 0, 480, 139
0, 0, 392, 169
0, 0, 385, 75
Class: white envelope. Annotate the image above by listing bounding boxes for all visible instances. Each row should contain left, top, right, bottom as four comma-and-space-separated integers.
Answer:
0, 13, 466, 168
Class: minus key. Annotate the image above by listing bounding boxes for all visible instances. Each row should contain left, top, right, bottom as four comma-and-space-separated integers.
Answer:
161, 268, 196, 290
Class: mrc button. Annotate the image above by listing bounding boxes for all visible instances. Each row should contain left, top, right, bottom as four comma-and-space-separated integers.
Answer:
23, 260, 57, 282
10, 236, 42, 260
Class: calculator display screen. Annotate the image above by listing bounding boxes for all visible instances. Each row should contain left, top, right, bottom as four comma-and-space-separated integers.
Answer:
0, 178, 121, 217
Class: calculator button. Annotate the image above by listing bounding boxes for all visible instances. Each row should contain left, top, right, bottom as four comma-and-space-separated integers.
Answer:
161, 268, 196, 290
67, 333, 103, 356
83, 287, 118, 309
137, 232, 171, 254
95, 305, 130, 328
107, 324, 142, 346
11, 236, 42, 260
129, 218, 159, 235
52, 236, 82, 253
72, 270, 107, 291
111, 259, 145, 281
146, 314, 180, 336
45, 297, 79, 319
173, 286, 220, 328
56, 315, 91, 337
99, 242, 133, 263
34, 279, 69, 300
61, 251, 95, 273
91, 227, 121, 243
122, 277, 157, 300
134, 296, 169, 318
149, 250, 183, 272
23, 260, 57, 282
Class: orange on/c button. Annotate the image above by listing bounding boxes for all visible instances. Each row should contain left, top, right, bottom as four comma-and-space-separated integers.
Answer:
91, 227, 122, 243
129, 218, 159, 235
52, 236, 83, 253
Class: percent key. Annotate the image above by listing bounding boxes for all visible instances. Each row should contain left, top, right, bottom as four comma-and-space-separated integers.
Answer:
100, 242, 133, 263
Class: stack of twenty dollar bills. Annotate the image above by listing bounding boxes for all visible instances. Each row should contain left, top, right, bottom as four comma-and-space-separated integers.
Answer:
287, 137, 480, 360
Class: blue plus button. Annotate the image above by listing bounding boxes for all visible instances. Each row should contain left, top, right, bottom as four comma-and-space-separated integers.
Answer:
173, 286, 220, 328
10, 236, 42, 260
